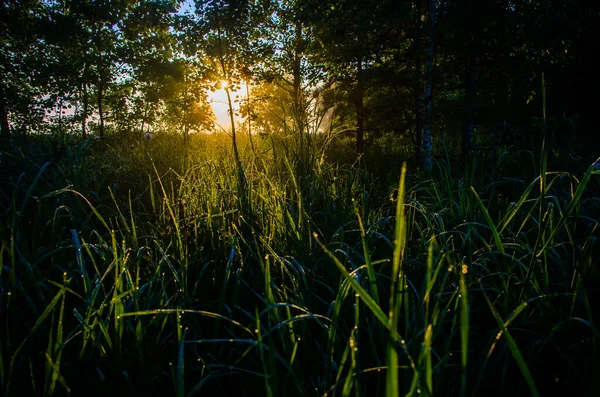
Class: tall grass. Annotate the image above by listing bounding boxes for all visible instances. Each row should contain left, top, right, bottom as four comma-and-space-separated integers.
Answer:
0, 129, 598, 396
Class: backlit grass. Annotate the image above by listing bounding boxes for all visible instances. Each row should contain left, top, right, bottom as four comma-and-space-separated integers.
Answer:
0, 131, 598, 396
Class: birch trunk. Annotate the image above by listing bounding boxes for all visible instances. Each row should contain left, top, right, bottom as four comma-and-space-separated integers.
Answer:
422, 0, 437, 173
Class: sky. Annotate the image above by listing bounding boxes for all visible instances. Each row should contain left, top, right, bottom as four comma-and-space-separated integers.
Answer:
178, 0, 195, 15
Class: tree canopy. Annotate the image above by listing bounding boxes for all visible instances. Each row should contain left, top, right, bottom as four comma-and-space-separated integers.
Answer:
1, 0, 598, 169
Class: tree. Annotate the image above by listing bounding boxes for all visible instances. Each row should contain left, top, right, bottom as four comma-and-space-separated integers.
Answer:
161, 59, 215, 140
421, 0, 436, 173
0, 0, 55, 141
250, 0, 324, 173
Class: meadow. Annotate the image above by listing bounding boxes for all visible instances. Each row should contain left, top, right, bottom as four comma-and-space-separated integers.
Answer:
0, 130, 598, 396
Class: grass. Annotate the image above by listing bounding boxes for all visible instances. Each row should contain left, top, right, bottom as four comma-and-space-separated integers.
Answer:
0, 129, 599, 396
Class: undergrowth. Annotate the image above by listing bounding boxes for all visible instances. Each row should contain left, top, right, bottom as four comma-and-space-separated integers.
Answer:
0, 130, 599, 396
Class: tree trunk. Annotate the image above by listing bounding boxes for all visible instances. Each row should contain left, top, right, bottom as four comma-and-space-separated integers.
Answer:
355, 58, 365, 155
81, 82, 89, 139
355, 97, 365, 155
183, 124, 189, 145
422, 0, 437, 173
413, 0, 423, 167
225, 87, 241, 167
293, 17, 307, 174
0, 84, 10, 143
293, 19, 303, 126
97, 78, 105, 138
462, 34, 477, 172
462, 53, 476, 171
140, 101, 149, 136
246, 78, 256, 154
80, 61, 90, 139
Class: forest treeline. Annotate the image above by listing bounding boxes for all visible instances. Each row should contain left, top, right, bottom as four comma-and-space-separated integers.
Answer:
1, 0, 599, 170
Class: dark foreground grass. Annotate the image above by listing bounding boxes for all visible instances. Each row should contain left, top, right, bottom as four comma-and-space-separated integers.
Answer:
0, 132, 599, 396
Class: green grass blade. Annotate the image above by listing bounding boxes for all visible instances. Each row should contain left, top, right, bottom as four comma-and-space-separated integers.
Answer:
483, 293, 540, 397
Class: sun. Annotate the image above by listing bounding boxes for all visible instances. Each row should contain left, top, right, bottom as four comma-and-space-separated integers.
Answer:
207, 80, 247, 130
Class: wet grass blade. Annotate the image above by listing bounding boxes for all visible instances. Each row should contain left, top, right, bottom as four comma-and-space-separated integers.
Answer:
483, 293, 540, 397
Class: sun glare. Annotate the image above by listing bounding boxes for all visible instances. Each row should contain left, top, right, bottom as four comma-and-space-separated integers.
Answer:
207, 81, 246, 131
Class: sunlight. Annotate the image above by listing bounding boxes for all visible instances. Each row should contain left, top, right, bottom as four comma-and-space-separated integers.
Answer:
207, 82, 246, 131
